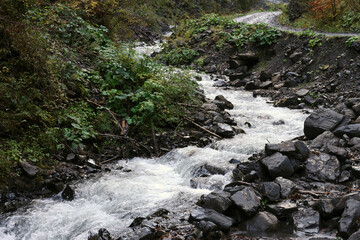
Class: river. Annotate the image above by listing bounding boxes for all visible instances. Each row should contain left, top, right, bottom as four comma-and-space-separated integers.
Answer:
0, 42, 308, 240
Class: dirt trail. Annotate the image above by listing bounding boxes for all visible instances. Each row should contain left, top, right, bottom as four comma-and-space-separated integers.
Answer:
234, 11, 360, 37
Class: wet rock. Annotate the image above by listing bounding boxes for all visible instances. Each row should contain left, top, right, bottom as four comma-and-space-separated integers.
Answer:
324, 145, 348, 161
334, 124, 360, 138
61, 185, 75, 201
228, 59, 245, 69
137, 227, 154, 240
272, 120, 285, 126
229, 159, 241, 164
310, 131, 343, 150
339, 170, 351, 183
148, 208, 169, 218
294, 141, 310, 160
189, 206, 234, 231
66, 153, 76, 161
339, 199, 360, 238
232, 161, 262, 182
212, 100, 227, 111
293, 208, 320, 233
290, 52, 303, 63
265, 141, 297, 158
246, 211, 279, 232
349, 229, 360, 240
88, 228, 111, 240
213, 80, 227, 87
190, 177, 223, 190
304, 109, 344, 139
274, 96, 299, 107
267, 201, 298, 218
130, 217, 146, 227
202, 103, 220, 112
197, 191, 232, 213
216, 123, 235, 138
232, 126, 246, 134
303, 95, 317, 106
230, 79, 246, 87
193, 163, 228, 177
19, 161, 38, 177
260, 70, 272, 82
196, 220, 217, 235
295, 89, 309, 97
348, 137, 360, 146
317, 199, 335, 218
259, 182, 281, 202
274, 177, 297, 198
305, 153, 340, 182
244, 81, 257, 90
215, 95, 234, 110
261, 153, 294, 178
230, 187, 261, 217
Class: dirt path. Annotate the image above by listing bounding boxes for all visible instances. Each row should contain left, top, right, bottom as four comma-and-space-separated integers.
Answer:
234, 11, 360, 37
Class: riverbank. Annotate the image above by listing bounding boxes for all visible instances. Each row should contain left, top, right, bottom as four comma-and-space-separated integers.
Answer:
151, 13, 360, 240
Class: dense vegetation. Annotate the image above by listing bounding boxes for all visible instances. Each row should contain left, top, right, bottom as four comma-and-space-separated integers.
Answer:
280, 0, 360, 33
0, 0, 262, 186
157, 14, 282, 67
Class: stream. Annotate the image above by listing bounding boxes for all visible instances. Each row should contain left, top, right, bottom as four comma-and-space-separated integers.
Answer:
0, 43, 308, 239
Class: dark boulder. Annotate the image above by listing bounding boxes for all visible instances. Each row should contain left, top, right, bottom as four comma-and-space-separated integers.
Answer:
215, 95, 234, 110
192, 164, 228, 177
230, 187, 261, 217
274, 177, 297, 198
246, 211, 279, 232
197, 191, 232, 213
216, 123, 235, 138
310, 131, 343, 150
232, 161, 262, 182
339, 199, 360, 238
317, 199, 335, 218
349, 229, 360, 240
259, 182, 281, 202
267, 201, 298, 218
261, 153, 294, 178
334, 124, 360, 138
61, 185, 75, 201
19, 161, 38, 177
88, 228, 111, 240
292, 208, 320, 233
305, 153, 340, 182
294, 141, 310, 160
304, 109, 344, 139
189, 206, 234, 231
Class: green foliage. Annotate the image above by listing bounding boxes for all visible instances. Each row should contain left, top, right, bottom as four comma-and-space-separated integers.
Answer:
308, 37, 322, 48
345, 36, 360, 47
248, 23, 282, 46
297, 30, 323, 48
159, 47, 199, 65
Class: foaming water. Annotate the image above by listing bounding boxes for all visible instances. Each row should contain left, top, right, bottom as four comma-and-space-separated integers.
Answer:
0, 51, 308, 240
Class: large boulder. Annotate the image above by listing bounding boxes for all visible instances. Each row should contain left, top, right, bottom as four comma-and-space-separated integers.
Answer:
334, 124, 360, 138
197, 191, 232, 213
215, 95, 234, 110
310, 131, 343, 150
261, 153, 294, 178
274, 177, 297, 198
259, 182, 281, 202
216, 123, 235, 138
339, 199, 360, 238
267, 201, 298, 218
293, 208, 320, 233
305, 153, 340, 182
245, 211, 279, 232
189, 206, 234, 231
230, 187, 261, 217
19, 161, 38, 177
304, 109, 344, 140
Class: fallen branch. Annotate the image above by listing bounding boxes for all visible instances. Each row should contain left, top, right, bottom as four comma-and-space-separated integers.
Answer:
183, 116, 222, 139
98, 133, 153, 157
86, 98, 126, 135
298, 190, 329, 197
99, 155, 120, 165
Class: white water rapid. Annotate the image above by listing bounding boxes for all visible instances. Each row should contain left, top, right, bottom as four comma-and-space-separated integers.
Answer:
0, 45, 308, 240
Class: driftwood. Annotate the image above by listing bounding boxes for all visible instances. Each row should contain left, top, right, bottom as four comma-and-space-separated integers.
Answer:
183, 116, 222, 139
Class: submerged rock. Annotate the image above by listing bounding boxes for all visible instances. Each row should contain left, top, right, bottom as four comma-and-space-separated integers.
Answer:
61, 185, 75, 201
